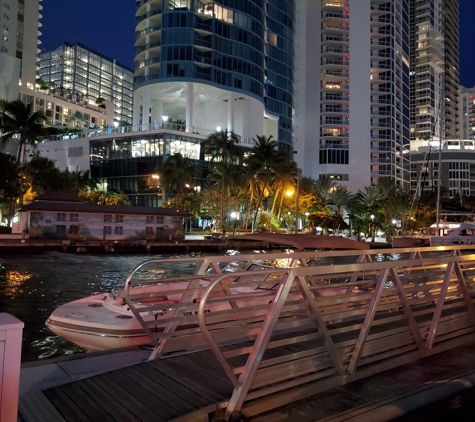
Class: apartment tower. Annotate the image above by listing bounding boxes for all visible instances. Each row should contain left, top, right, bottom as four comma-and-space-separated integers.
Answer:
409, 0, 460, 141
133, 0, 295, 152
0, 0, 42, 99
294, 0, 411, 193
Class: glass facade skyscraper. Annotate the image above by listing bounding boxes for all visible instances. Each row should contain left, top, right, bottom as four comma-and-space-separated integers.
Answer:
38, 42, 134, 124
133, 0, 295, 152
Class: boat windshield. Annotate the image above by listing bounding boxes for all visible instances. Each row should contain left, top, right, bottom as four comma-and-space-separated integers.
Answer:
418, 227, 453, 236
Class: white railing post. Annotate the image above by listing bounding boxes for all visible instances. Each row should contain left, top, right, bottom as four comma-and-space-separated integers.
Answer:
0, 313, 23, 422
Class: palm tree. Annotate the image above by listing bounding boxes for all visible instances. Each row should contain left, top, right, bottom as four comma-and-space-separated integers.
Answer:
246, 135, 290, 230
67, 111, 88, 128
272, 160, 298, 221
351, 186, 380, 241
205, 129, 242, 229
161, 153, 196, 208
329, 186, 350, 217
315, 177, 337, 206
0, 99, 46, 165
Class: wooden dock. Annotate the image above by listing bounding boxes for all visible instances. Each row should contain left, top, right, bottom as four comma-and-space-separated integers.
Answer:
20, 349, 233, 422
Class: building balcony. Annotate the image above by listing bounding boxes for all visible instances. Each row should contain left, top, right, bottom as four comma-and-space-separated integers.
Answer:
322, 108, 349, 114
321, 59, 348, 66
135, 41, 162, 55
371, 122, 392, 128
320, 132, 349, 138
371, 134, 392, 140
135, 24, 162, 42
193, 38, 212, 49
319, 143, 349, 150
321, 95, 349, 102
135, 57, 161, 71
321, 24, 348, 33
321, 119, 349, 125
136, 8, 162, 26
322, 47, 349, 55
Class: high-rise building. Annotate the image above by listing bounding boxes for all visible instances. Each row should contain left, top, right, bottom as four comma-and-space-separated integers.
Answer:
294, 0, 411, 193
409, 0, 459, 142
132, 0, 295, 152
460, 86, 475, 140
37, 42, 134, 124
0, 0, 42, 99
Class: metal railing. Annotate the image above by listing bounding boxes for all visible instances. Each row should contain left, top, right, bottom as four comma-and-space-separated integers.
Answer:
121, 246, 475, 418
36, 122, 255, 143
196, 246, 475, 418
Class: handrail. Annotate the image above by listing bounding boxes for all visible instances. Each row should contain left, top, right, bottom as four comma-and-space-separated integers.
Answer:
197, 268, 290, 389
169, 246, 475, 417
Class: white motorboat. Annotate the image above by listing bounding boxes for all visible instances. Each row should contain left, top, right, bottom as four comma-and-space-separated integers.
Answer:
46, 252, 353, 353
392, 222, 475, 248
46, 283, 193, 352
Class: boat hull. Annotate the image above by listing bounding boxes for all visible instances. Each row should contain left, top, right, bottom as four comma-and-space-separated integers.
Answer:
392, 237, 430, 248
46, 320, 149, 351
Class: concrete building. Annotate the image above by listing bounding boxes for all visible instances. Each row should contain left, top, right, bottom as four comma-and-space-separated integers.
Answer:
460, 86, 475, 141
37, 42, 133, 124
0, 0, 41, 100
409, 0, 460, 142
132, 0, 294, 152
294, 0, 411, 193
19, 191, 191, 241
410, 139, 475, 198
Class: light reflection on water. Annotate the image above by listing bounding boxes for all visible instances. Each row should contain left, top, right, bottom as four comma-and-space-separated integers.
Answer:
0, 250, 404, 362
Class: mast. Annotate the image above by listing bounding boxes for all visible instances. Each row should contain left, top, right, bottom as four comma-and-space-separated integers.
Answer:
436, 72, 445, 226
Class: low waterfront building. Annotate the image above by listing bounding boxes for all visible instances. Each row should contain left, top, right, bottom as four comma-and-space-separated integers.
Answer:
19, 191, 192, 241
410, 139, 475, 198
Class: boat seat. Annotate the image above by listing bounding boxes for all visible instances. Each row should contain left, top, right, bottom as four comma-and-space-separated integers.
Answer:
117, 290, 169, 305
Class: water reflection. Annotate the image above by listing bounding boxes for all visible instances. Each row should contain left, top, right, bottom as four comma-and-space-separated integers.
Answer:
5, 270, 33, 294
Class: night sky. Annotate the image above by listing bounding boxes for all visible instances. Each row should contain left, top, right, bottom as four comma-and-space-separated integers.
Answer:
40, 0, 475, 85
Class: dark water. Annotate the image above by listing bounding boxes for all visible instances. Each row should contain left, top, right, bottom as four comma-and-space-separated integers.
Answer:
0, 251, 207, 362
0, 250, 403, 362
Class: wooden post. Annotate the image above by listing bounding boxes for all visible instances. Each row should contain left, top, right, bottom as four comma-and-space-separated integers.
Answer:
0, 313, 24, 422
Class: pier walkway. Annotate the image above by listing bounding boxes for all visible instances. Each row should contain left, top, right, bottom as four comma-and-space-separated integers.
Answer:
17, 246, 475, 421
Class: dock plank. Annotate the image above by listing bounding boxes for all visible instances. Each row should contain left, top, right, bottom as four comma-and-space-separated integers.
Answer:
135, 365, 210, 409
79, 377, 142, 422
148, 359, 230, 403
59, 382, 117, 422
92, 371, 161, 421
105, 369, 177, 421
43, 387, 90, 422
163, 356, 233, 395
121, 366, 198, 414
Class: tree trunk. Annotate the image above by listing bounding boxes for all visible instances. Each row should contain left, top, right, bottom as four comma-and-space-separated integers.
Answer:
270, 188, 279, 217
277, 191, 284, 222
243, 188, 254, 230
252, 173, 268, 231
220, 175, 225, 232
